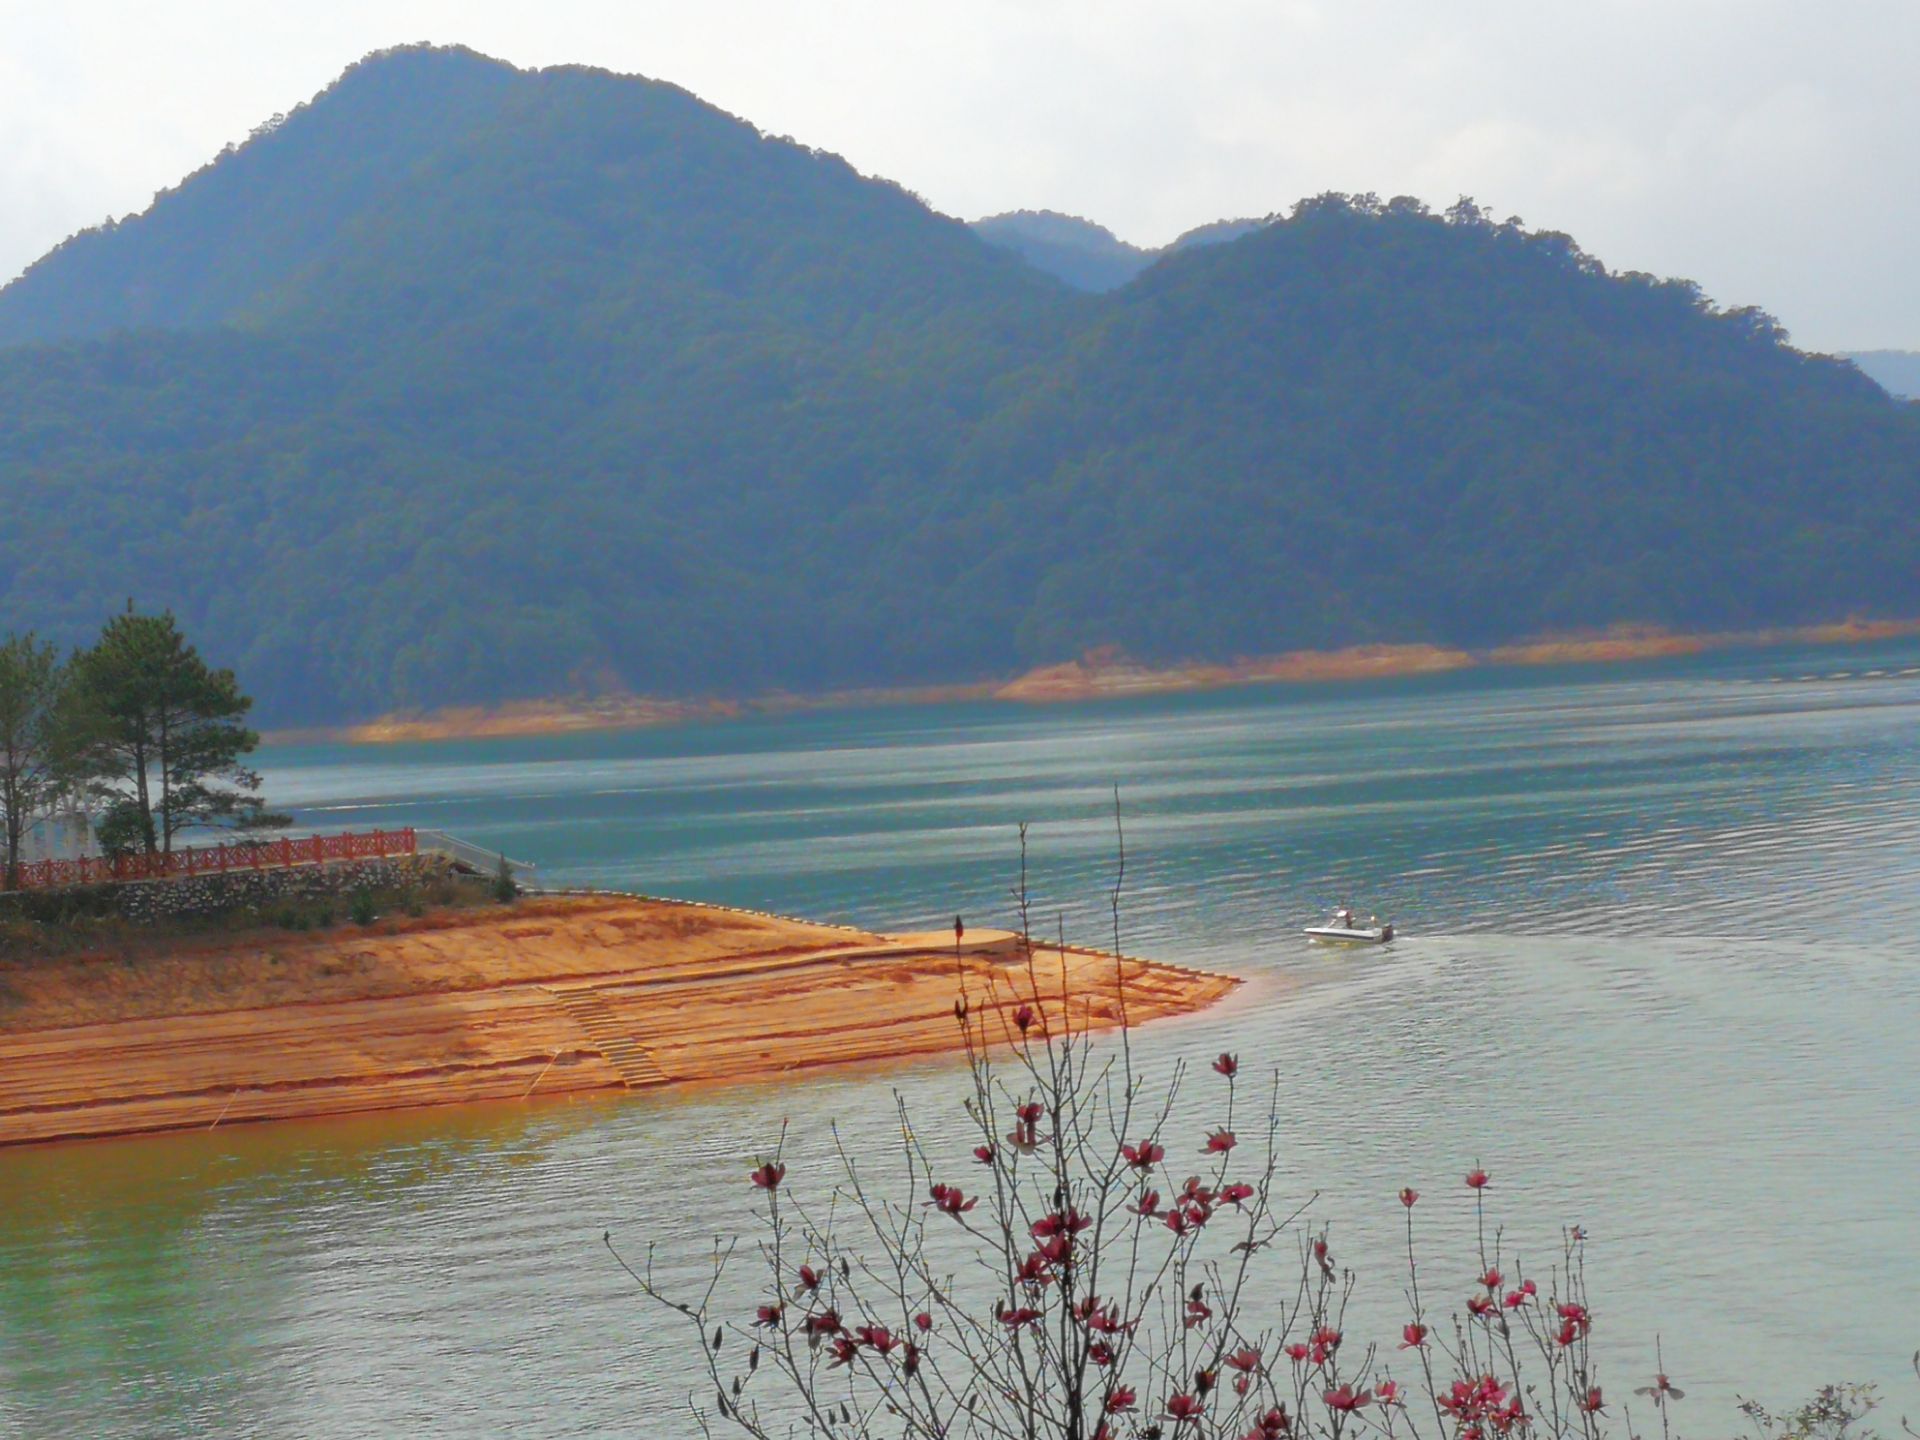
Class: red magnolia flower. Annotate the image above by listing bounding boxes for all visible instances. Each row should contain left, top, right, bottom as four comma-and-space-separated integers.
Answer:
1165, 1393, 1206, 1422
1016, 1251, 1053, 1286
802, 1308, 843, 1338
1324, 1385, 1372, 1413
855, 1324, 897, 1353
1087, 1304, 1137, 1337
1503, 1280, 1537, 1309
1007, 1099, 1046, 1152
902, 1342, 920, 1376
1203, 1129, 1237, 1155
1107, 1386, 1138, 1413
928, 1182, 977, 1217
1213, 1052, 1239, 1077
1467, 1294, 1496, 1318
749, 1161, 786, 1191
1376, 1381, 1403, 1406
1164, 1208, 1191, 1236
1089, 1340, 1116, 1367
1184, 1296, 1212, 1328
1122, 1139, 1166, 1169
1247, 1405, 1292, 1438
1399, 1322, 1429, 1349
1580, 1387, 1606, 1414
1465, 1167, 1490, 1190
1478, 1267, 1503, 1290
827, 1336, 858, 1367
753, 1303, 782, 1327
1556, 1301, 1592, 1338
1399, 1186, 1419, 1208
973, 1143, 996, 1165
1013, 1003, 1039, 1035
1031, 1208, 1093, 1239
999, 1305, 1042, 1329
1131, 1189, 1162, 1217
1635, 1373, 1686, 1403
1439, 1375, 1510, 1422
1226, 1347, 1262, 1374
914, 1311, 932, 1332
795, 1264, 821, 1294
1283, 1342, 1310, 1364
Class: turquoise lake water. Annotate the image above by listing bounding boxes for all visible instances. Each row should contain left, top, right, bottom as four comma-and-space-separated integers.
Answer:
3, 642, 1919, 1436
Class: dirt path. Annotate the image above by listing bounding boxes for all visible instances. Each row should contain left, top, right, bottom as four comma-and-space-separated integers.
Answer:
0, 896, 1238, 1147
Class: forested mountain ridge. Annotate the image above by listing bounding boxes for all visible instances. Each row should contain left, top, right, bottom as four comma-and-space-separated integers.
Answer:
1843, 351, 1920, 401
3, 46, 1917, 725
968, 210, 1260, 291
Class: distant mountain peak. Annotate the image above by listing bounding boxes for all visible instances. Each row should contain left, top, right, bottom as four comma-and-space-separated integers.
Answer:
970, 209, 1267, 291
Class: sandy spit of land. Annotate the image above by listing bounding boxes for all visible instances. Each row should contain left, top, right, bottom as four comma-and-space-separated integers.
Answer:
0, 895, 1238, 1148
274, 617, 1920, 745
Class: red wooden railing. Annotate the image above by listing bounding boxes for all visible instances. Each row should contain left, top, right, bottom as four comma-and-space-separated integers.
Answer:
7, 827, 418, 892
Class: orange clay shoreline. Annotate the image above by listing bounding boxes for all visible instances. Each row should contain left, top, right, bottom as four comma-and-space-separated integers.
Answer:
0, 894, 1239, 1149
295, 618, 1920, 744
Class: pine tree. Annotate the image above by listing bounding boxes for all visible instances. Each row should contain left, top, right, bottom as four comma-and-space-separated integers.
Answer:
0, 633, 70, 888
64, 608, 283, 856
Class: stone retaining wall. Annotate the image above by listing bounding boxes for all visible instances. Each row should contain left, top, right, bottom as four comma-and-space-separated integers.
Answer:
1, 854, 456, 924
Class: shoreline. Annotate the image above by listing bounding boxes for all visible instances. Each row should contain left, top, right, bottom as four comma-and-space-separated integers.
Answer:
0, 893, 1239, 1148
271, 617, 1920, 746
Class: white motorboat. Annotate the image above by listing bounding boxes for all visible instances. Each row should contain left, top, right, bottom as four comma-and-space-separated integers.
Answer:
1304, 906, 1395, 944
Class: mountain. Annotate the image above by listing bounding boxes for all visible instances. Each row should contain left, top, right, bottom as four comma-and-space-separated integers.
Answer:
967, 211, 1267, 293
3, 48, 1917, 725
969, 211, 1153, 292
969, 211, 1261, 291
1843, 350, 1920, 401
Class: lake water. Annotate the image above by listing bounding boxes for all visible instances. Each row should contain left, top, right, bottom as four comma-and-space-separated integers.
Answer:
4, 643, 1919, 1437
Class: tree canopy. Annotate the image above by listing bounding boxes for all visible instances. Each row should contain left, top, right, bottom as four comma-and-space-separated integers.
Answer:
1, 47, 1916, 726
61, 610, 277, 855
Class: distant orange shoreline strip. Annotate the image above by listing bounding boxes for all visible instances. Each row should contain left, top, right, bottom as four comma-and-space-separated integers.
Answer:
268, 617, 1920, 746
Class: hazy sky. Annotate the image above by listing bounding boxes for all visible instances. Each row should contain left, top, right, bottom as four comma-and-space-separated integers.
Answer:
2, 0, 1915, 350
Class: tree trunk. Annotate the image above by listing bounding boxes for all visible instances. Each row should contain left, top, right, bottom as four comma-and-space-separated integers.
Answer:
133, 735, 156, 856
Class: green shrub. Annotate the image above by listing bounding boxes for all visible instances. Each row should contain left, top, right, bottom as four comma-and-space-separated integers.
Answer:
491, 854, 518, 904
349, 889, 378, 926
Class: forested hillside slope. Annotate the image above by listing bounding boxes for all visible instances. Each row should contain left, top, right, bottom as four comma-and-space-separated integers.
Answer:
2, 45, 1915, 724
1844, 351, 1920, 401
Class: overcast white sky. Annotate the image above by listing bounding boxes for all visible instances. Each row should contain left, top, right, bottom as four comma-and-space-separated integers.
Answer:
1, 0, 1914, 350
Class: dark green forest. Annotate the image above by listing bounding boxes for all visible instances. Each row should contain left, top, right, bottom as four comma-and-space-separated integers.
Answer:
1, 45, 1916, 724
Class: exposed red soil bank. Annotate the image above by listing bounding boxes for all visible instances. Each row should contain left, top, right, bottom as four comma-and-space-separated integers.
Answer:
0, 895, 1238, 1148
298, 617, 1920, 744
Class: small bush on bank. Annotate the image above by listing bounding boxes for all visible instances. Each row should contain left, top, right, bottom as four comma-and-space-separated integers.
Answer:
491, 854, 518, 904
349, 890, 378, 926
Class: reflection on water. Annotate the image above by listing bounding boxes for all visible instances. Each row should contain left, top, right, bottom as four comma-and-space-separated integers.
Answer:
3, 642, 1919, 1436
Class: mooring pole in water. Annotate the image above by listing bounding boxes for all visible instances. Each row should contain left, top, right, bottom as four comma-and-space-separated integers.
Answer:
209, 1089, 240, 1131
524, 1052, 559, 1099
